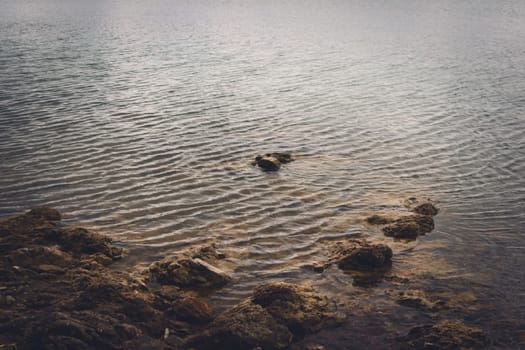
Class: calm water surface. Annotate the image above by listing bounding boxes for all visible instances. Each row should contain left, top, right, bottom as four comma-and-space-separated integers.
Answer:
1, 0, 525, 348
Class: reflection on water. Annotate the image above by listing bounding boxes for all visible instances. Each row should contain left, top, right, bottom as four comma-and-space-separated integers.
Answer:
1, 0, 525, 347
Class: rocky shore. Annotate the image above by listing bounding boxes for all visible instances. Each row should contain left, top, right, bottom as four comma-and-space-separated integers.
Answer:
0, 206, 492, 349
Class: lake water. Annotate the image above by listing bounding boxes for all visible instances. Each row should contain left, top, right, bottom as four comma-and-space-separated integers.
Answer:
1, 0, 525, 348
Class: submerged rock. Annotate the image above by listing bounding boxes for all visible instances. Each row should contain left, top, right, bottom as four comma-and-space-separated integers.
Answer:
254, 152, 294, 171
365, 215, 393, 225
149, 256, 231, 289
333, 242, 393, 271
413, 203, 439, 216
399, 319, 485, 349
383, 215, 434, 239
185, 282, 344, 350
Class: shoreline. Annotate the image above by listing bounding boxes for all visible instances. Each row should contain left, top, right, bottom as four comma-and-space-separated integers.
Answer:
0, 206, 512, 349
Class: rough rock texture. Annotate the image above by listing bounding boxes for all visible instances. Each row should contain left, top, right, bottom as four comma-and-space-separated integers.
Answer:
185, 282, 344, 350
149, 252, 230, 289
383, 215, 435, 239
399, 319, 485, 349
254, 152, 294, 171
0, 208, 215, 350
413, 203, 439, 216
332, 241, 393, 271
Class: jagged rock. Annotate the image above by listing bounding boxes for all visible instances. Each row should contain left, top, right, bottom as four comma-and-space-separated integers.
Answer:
149, 256, 231, 289
0, 208, 215, 350
399, 319, 485, 349
186, 282, 343, 350
251, 282, 344, 335
383, 215, 434, 239
185, 300, 293, 350
332, 242, 393, 271
413, 203, 439, 216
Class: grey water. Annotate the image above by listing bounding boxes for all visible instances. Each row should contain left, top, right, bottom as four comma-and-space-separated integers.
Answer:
1, 0, 525, 348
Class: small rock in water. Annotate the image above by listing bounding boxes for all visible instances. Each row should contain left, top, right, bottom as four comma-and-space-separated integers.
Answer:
413, 202, 439, 216
334, 242, 393, 271
254, 152, 294, 171
366, 214, 393, 225
383, 215, 434, 239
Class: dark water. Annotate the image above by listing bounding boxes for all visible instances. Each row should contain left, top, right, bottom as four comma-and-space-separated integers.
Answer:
1, 0, 525, 348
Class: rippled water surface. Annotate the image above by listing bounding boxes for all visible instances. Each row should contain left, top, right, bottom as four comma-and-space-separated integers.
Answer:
1, 0, 525, 347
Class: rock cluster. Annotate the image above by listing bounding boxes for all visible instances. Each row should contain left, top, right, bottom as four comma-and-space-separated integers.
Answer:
366, 202, 439, 240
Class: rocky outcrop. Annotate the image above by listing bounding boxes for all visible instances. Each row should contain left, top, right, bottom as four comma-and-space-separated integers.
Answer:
254, 152, 294, 171
331, 241, 392, 271
0, 208, 217, 350
383, 215, 434, 239
185, 282, 344, 350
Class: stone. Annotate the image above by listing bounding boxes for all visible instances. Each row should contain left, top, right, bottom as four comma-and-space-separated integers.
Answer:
251, 282, 344, 335
184, 300, 293, 350
399, 319, 485, 349
413, 203, 439, 216
366, 215, 392, 225
334, 242, 393, 271
28, 206, 62, 222
254, 152, 294, 171
149, 256, 231, 289
383, 215, 434, 239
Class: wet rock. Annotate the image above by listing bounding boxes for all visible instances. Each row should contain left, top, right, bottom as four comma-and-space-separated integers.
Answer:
5, 295, 15, 306
255, 155, 281, 171
383, 215, 434, 239
254, 152, 294, 171
399, 319, 485, 349
185, 300, 293, 350
413, 203, 439, 216
251, 282, 344, 335
332, 241, 393, 271
186, 282, 343, 350
366, 215, 393, 225
28, 206, 62, 222
167, 296, 213, 324
149, 256, 231, 289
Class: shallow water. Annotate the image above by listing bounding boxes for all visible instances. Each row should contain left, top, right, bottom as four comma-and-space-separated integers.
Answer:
1, 0, 525, 347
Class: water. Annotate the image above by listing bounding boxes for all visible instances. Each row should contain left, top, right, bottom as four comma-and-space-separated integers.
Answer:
1, 0, 525, 347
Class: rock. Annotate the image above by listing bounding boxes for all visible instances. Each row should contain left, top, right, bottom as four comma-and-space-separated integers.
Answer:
383, 215, 434, 239
251, 282, 344, 335
149, 256, 231, 289
185, 300, 293, 350
168, 297, 213, 324
366, 215, 393, 225
413, 203, 439, 216
254, 152, 294, 171
185, 282, 343, 350
28, 206, 62, 222
399, 319, 485, 349
256, 156, 281, 171
333, 242, 393, 271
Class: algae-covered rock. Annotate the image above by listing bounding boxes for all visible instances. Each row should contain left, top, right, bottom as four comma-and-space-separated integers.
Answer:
413, 203, 439, 216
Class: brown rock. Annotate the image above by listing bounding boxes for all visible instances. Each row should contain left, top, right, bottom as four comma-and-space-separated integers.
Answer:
366, 215, 393, 225
399, 319, 485, 349
413, 203, 439, 216
251, 282, 344, 335
184, 300, 293, 350
383, 215, 434, 239
28, 207, 62, 222
333, 242, 393, 271
149, 256, 231, 289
